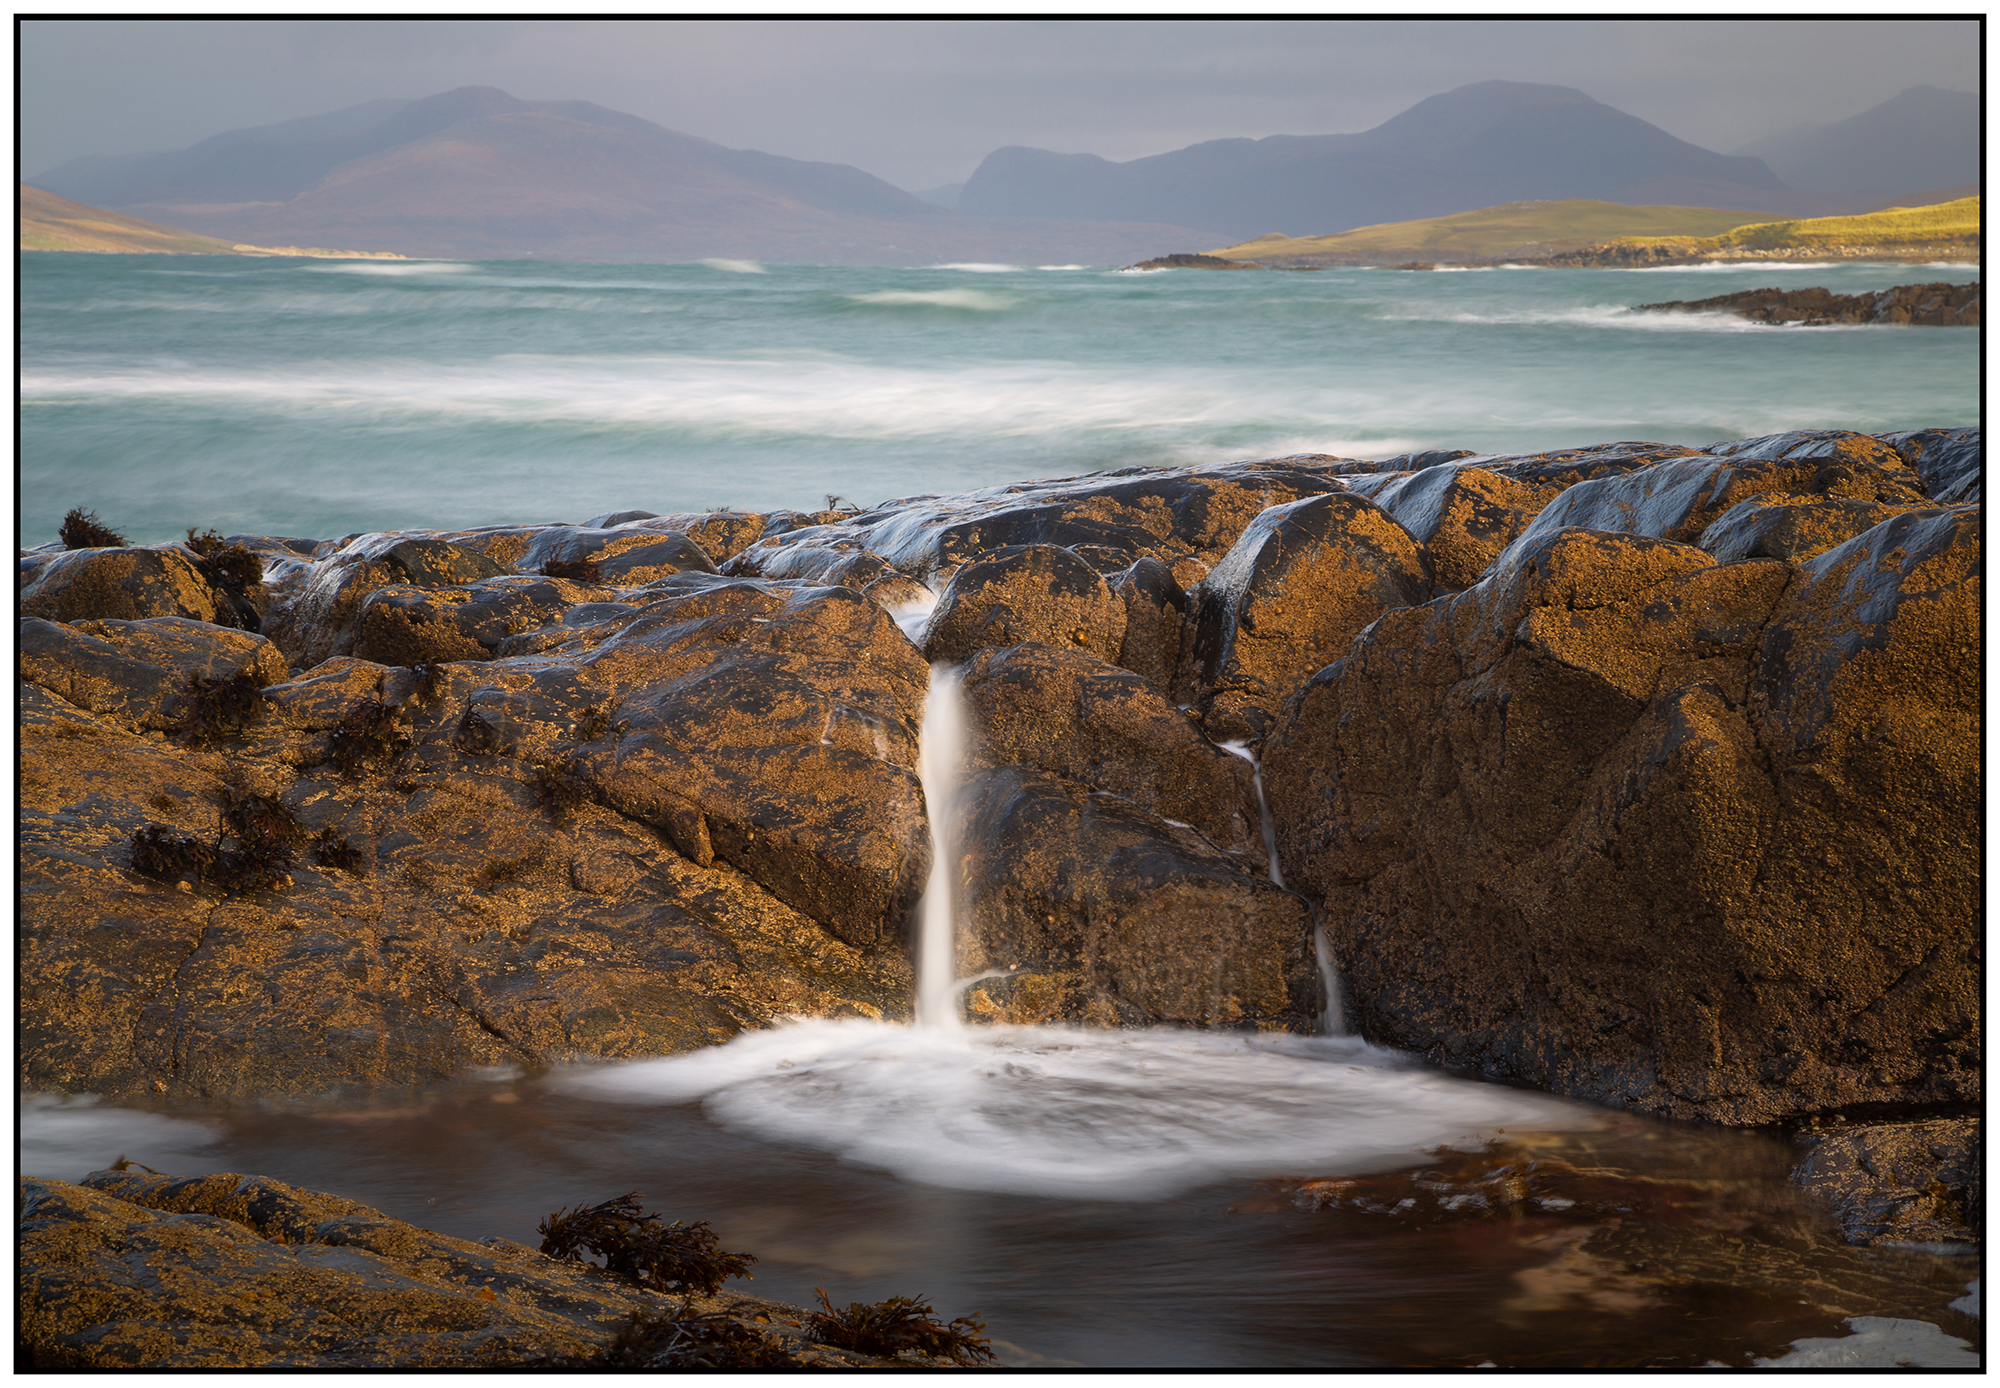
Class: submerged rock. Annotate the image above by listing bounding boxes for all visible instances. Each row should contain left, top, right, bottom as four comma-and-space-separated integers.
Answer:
1790, 1119, 1981, 1248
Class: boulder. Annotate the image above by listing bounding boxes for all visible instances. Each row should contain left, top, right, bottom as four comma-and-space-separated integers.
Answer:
513, 527, 717, 584
1176, 492, 1431, 743
351, 575, 610, 667
922, 544, 1125, 666
1879, 426, 1981, 505
1790, 1119, 1981, 1247
1107, 555, 1187, 689
1697, 496, 1919, 565
1343, 465, 1564, 590
261, 534, 510, 668
1264, 512, 1979, 1125
17, 1171, 892, 1369
952, 765, 1318, 1031
20, 618, 288, 734
20, 546, 223, 626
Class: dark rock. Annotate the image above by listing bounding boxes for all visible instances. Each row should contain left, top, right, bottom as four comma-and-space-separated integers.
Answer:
262, 533, 511, 668
1176, 491, 1431, 743
922, 544, 1126, 666
1698, 496, 1918, 564
20, 617, 288, 733
959, 642, 1264, 867
352, 575, 610, 666
1790, 1119, 1981, 1247
1878, 425, 1981, 504
1634, 281, 1980, 327
1343, 465, 1564, 590
1107, 555, 1187, 689
1264, 512, 1979, 1125
953, 765, 1318, 1030
516, 527, 717, 584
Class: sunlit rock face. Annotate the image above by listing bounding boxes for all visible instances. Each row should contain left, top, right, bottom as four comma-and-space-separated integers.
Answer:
1264, 506, 1981, 1125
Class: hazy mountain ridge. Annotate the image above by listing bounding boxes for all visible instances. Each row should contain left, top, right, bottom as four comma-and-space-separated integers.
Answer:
1732, 86, 1979, 193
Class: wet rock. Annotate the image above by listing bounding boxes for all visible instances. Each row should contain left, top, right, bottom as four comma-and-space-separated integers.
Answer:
959, 642, 1264, 866
1697, 496, 1918, 565
1634, 281, 1980, 327
725, 458, 1354, 588
953, 766, 1318, 1031
17, 1171, 878, 1369
1343, 465, 1565, 591
352, 575, 610, 666
21, 617, 289, 734
262, 534, 510, 668
1264, 511, 1979, 1125
20, 546, 224, 625
922, 544, 1125, 666
1500, 429, 1926, 560
1790, 1119, 1981, 1247
1107, 555, 1187, 689
515, 527, 717, 584
1176, 491, 1431, 743
1879, 426, 1981, 505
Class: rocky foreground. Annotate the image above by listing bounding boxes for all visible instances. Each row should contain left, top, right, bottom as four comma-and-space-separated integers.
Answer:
17, 424, 1982, 1363
1634, 281, 1980, 327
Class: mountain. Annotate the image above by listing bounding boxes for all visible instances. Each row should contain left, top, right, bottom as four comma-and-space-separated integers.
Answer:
20, 184, 404, 258
1732, 86, 1980, 193
958, 80, 1870, 241
30, 87, 1230, 265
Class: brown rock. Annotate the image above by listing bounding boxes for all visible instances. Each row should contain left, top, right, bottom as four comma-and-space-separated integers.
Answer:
922, 544, 1126, 666
953, 766, 1318, 1031
514, 526, 717, 584
21, 546, 224, 625
1176, 491, 1431, 743
1345, 465, 1564, 590
351, 575, 609, 667
262, 534, 510, 669
1264, 511, 1979, 1125
1697, 495, 1919, 564
1107, 555, 1187, 689
1790, 1119, 1981, 1247
21, 617, 288, 734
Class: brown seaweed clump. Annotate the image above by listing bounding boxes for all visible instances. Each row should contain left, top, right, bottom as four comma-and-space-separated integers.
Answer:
539, 557, 602, 584
178, 669, 270, 747
325, 700, 408, 777
310, 829, 367, 874
128, 823, 293, 895
561, 1304, 793, 1369
183, 528, 264, 591
806, 1288, 996, 1365
530, 760, 591, 821
536, 1194, 756, 1297
59, 508, 129, 549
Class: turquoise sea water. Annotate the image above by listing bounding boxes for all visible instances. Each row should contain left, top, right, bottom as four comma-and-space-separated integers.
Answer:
18, 253, 1980, 548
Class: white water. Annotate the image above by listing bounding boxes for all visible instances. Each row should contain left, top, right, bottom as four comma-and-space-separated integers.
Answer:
914, 660, 968, 1030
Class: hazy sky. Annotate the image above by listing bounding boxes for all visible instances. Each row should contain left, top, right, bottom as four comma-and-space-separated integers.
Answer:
20, 18, 1982, 192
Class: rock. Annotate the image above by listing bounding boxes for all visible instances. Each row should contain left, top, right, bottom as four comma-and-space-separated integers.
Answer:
351, 575, 610, 666
1344, 465, 1563, 591
21, 617, 288, 734
959, 642, 1264, 867
17, 1170, 890, 1369
1264, 511, 1979, 1125
1176, 491, 1431, 743
1697, 496, 1919, 564
262, 534, 511, 668
1790, 1119, 1981, 1247
20, 546, 224, 625
1107, 555, 1187, 689
1634, 281, 1980, 327
922, 544, 1126, 666
514, 527, 717, 584
1878, 426, 1981, 505
1500, 429, 1926, 560
953, 765, 1318, 1030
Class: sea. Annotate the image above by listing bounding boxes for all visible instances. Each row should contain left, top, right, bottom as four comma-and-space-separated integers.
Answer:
17, 252, 1981, 548
17, 251, 1983, 1367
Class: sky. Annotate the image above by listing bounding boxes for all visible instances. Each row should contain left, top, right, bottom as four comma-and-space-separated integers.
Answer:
18, 18, 1983, 194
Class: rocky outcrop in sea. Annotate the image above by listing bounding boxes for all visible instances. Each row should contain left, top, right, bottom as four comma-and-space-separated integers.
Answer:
1634, 281, 1980, 327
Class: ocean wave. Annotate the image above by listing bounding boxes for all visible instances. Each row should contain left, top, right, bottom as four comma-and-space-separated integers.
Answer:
1377, 304, 1795, 333
1621, 261, 1844, 274
930, 262, 1023, 273
21, 1093, 223, 1182
558, 1019, 1596, 1200
305, 261, 479, 276
1035, 264, 1090, 271
699, 258, 767, 274
846, 288, 1017, 310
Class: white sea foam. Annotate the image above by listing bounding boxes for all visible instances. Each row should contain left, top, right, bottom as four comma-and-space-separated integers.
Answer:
1621, 261, 1844, 274
931, 262, 1024, 273
557, 1019, 1597, 1200
21, 1094, 224, 1181
1755, 1317, 1979, 1369
1035, 264, 1089, 271
847, 288, 1017, 310
699, 258, 767, 274
1378, 304, 1804, 334
305, 260, 479, 276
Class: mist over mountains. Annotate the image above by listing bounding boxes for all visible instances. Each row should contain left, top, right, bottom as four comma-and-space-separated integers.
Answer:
30, 79, 1977, 263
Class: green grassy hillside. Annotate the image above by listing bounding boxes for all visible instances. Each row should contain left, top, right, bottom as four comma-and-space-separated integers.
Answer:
1206, 199, 1767, 264
20, 183, 407, 258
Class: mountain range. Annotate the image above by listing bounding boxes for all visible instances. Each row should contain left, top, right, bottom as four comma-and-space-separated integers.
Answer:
30, 80, 1978, 263
1731, 85, 1980, 194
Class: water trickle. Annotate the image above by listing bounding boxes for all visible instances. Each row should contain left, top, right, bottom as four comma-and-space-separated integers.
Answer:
915, 661, 967, 1031
1221, 739, 1344, 1036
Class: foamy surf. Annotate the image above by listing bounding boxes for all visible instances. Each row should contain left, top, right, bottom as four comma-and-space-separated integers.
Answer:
305, 261, 478, 276
847, 288, 1017, 310
557, 1019, 1598, 1200
21, 1093, 224, 1181
699, 258, 767, 273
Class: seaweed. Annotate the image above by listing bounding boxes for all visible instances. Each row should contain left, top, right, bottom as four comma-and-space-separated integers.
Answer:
219, 786, 306, 855
410, 662, 448, 704
530, 760, 591, 820
129, 823, 293, 895
540, 556, 602, 584
454, 707, 502, 756
183, 527, 263, 592
59, 508, 128, 550
178, 668, 269, 747
536, 1194, 756, 1297
325, 699, 408, 777
311, 829, 367, 874
573, 701, 617, 743
805, 1289, 996, 1365
563, 1304, 793, 1369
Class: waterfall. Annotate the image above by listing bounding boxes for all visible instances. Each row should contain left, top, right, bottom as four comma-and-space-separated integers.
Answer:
1221, 740, 1344, 1036
914, 661, 967, 1031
